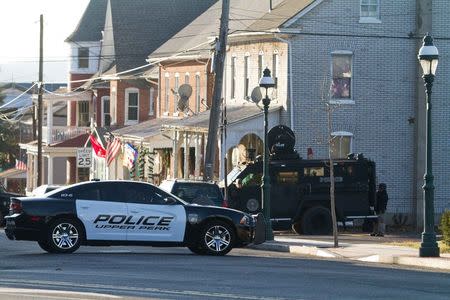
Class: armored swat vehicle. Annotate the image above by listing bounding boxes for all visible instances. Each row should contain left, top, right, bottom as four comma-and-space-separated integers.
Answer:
226, 125, 377, 235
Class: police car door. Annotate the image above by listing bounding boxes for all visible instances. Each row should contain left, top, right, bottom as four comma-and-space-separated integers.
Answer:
75, 182, 128, 241
125, 182, 186, 242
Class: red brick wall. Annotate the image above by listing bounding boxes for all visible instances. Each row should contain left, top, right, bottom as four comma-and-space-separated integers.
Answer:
68, 73, 94, 126
158, 60, 213, 116
113, 80, 156, 126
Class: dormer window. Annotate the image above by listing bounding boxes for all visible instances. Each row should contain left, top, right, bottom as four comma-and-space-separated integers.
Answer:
78, 47, 89, 68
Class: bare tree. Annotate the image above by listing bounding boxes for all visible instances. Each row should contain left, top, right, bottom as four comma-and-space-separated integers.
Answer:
321, 78, 339, 248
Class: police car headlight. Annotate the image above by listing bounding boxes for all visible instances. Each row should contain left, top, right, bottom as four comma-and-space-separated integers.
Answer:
240, 215, 251, 226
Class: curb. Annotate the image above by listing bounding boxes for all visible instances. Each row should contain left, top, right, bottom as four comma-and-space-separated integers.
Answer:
249, 243, 450, 271
357, 254, 450, 271
249, 242, 338, 258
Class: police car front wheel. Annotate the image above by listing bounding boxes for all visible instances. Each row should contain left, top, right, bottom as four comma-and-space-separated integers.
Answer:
44, 218, 83, 254
200, 221, 235, 256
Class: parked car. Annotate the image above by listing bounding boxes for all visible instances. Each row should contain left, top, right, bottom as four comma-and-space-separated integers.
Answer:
31, 184, 62, 197
0, 183, 21, 225
5, 180, 265, 255
159, 179, 225, 207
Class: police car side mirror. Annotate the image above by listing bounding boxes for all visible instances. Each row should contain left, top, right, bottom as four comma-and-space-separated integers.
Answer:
165, 197, 177, 205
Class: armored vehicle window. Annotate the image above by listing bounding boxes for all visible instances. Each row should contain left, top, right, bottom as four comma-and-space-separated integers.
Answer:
304, 167, 325, 177
275, 171, 299, 184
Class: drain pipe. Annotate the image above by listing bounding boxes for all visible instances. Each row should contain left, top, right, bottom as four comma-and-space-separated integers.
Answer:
275, 35, 294, 129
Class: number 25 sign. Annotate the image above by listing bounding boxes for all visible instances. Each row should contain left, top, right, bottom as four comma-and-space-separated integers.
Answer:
77, 148, 92, 168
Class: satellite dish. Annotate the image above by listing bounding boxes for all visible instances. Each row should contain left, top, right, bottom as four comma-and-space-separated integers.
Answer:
177, 84, 192, 112
250, 87, 262, 103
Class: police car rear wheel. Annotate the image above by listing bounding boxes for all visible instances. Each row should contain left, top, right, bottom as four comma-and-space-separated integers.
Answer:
201, 221, 235, 256
46, 218, 83, 254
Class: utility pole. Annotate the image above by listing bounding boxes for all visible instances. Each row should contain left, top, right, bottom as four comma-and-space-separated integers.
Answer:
204, 0, 230, 181
37, 14, 43, 187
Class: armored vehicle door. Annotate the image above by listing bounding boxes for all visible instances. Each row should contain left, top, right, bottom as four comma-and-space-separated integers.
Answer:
270, 164, 303, 219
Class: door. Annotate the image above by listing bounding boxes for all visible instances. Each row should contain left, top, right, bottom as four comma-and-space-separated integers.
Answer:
124, 182, 186, 242
270, 166, 302, 219
75, 182, 128, 241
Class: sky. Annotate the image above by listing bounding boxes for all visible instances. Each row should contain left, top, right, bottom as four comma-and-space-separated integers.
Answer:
0, 0, 91, 83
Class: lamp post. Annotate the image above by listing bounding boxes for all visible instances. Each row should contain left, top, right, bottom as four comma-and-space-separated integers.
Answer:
418, 33, 440, 257
259, 68, 275, 241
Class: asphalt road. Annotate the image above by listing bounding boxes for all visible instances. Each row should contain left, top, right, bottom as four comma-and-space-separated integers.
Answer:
0, 230, 449, 300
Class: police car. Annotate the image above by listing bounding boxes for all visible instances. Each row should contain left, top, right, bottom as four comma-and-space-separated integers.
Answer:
5, 180, 264, 255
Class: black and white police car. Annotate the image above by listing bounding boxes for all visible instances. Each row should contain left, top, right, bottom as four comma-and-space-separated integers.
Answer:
5, 180, 265, 255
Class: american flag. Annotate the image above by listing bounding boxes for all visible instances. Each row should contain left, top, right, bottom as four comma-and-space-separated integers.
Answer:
106, 137, 122, 167
15, 159, 27, 171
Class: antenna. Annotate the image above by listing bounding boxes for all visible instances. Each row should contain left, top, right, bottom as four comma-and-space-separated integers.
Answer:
176, 84, 192, 112
250, 87, 262, 104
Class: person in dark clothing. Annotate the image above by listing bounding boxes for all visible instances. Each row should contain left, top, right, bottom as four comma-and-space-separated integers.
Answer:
371, 183, 389, 237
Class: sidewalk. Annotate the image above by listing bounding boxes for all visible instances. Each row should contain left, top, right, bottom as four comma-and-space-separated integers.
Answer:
249, 233, 450, 271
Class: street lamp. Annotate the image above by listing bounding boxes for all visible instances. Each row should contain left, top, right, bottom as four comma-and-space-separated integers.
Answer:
418, 33, 440, 257
259, 67, 275, 241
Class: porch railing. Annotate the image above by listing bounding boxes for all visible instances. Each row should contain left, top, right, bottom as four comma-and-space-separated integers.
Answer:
43, 126, 90, 144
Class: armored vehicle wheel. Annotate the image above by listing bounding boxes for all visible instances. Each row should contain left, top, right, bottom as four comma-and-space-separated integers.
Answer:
301, 206, 332, 235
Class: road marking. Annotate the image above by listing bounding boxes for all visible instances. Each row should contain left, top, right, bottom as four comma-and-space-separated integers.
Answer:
0, 287, 121, 299
0, 279, 290, 300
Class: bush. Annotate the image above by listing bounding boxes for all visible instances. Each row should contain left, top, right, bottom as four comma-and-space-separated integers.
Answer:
440, 210, 450, 246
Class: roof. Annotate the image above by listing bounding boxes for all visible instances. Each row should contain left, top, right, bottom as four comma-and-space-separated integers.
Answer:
65, 0, 108, 42
104, 0, 218, 73
49, 133, 90, 148
113, 103, 282, 140
149, 0, 314, 60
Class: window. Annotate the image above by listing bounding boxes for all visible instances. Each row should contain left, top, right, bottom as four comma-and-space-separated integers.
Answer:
330, 132, 353, 159
304, 167, 325, 177
74, 185, 101, 200
185, 73, 189, 84
174, 73, 179, 110
78, 101, 89, 126
101, 96, 110, 126
360, 0, 380, 21
149, 87, 154, 116
195, 74, 200, 112
125, 88, 139, 124
258, 51, 264, 80
78, 47, 89, 68
272, 51, 279, 97
231, 56, 236, 99
164, 74, 170, 112
125, 183, 172, 205
111, 89, 117, 125
78, 168, 90, 182
275, 171, 299, 184
244, 55, 250, 98
331, 52, 352, 100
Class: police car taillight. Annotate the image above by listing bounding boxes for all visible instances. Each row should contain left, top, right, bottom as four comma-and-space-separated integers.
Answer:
10, 200, 22, 214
